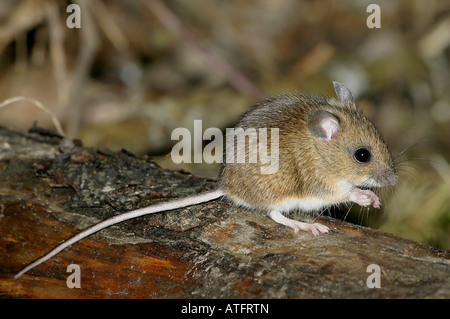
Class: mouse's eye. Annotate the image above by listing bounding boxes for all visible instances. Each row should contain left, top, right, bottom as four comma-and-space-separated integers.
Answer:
353, 147, 372, 164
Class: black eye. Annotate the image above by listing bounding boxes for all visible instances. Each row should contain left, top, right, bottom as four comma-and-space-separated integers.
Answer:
354, 147, 372, 164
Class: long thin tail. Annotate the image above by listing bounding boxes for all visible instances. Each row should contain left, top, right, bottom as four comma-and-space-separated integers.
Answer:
14, 189, 224, 279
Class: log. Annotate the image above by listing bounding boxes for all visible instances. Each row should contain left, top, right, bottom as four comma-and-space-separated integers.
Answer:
0, 126, 448, 299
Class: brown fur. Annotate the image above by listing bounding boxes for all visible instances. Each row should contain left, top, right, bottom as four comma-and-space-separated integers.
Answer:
219, 93, 397, 212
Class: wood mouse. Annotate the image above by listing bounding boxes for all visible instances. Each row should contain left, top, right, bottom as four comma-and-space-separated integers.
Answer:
13, 81, 398, 279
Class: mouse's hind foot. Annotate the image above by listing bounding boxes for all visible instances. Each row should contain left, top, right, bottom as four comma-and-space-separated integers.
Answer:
269, 210, 329, 236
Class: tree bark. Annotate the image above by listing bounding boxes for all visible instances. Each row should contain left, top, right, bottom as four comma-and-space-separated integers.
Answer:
0, 126, 448, 298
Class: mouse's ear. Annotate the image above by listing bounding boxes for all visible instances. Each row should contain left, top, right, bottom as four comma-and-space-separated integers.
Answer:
307, 110, 340, 141
333, 81, 355, 105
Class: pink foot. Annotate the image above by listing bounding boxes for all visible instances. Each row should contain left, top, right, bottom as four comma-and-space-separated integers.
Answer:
269, 210, 329, 236
349, 188, 380, 208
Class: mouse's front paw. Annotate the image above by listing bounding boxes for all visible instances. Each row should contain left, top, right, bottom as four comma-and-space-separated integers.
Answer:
349, 188, 380, 208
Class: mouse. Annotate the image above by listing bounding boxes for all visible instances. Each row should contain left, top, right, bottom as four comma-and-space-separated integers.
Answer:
13, 81, 398, 279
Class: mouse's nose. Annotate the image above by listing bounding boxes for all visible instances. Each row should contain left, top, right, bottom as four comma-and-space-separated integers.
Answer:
386, 171, 398, 186
373, 166, 398, 186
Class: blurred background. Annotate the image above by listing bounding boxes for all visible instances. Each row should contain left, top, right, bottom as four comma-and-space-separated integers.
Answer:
0, 0, 448, 249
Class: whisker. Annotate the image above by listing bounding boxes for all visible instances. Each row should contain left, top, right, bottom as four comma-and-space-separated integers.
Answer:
343, 203, 354, 222
366, 207, 370, 227
395, 157, 436, 166
357, 206, 364, 225
393, 138, 428, 161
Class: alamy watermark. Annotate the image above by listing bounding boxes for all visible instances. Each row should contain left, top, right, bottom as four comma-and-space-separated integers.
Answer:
366, 264, 381, 288
171, 120, 279, 174
66, 264, 81, 288
65, 3, 381, 30
66, 4, 81, 29
366, 4, 381, 29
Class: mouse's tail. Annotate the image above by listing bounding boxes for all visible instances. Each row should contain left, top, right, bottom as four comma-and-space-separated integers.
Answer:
13, 189, 224, 280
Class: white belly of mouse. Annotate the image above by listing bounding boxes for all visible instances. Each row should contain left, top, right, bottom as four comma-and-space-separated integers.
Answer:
269, 197, 329, 214
267, 179, 366, 214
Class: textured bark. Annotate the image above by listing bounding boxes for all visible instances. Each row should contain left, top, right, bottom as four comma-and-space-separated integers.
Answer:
0, 126, 448, 298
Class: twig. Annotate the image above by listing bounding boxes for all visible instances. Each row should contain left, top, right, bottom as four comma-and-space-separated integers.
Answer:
144, 0, 265, 102
45, 1, 70, 138
45, 1, 70, 111
65, 0, 99, 138
45, 0, 98, 139
91, 0, 129, 51
0, 1, 45, 55
0, 96, 66, 137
